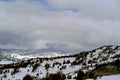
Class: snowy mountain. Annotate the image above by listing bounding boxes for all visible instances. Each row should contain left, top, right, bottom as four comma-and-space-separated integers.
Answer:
0, 45, 120, 80
1, 52, 65, 60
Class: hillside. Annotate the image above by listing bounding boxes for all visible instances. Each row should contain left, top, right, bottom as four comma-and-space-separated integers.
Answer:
0, 45, 120, 80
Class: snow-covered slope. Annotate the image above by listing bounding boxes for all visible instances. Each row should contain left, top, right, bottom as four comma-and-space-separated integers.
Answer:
0, 45, 120, 80
12, 52, 65, 58
0, 52, 65, 61
87, 74, 120, 80
100, 74, 120, 80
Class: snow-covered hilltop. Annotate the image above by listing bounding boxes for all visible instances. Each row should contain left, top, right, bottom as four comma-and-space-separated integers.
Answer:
0, 45, 120, 80
1, 52, 65, 60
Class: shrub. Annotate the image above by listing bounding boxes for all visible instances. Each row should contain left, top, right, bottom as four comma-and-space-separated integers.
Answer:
3, 73, 7, 78
45, 63, 50, 70
63, 60, 66, 64
11, 68, 19, 75
60, 65, 66, 70
23, 75, 32, 80
42, 71, 66, 80
77, 70, 85, 80
32, 63, 39, 72
67, 75, 71, 79
88, 60, 92, 64
67, 60, 70, 64
73, 76, 77, 79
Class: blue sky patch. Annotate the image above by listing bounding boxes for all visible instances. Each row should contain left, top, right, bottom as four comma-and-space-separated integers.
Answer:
0, 0, 15, 2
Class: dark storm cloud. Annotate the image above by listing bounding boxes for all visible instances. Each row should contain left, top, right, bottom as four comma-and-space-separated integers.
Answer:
0, 31, 30, 48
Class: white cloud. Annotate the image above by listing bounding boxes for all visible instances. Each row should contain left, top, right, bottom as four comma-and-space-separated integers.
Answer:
34, 40, 49, 49
48, 0, 120, 20
0, 0, 120, 52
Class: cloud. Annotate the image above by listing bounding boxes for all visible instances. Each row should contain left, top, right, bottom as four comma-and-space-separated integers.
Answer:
34, 40, 82, 53
34, 40, 49, 49
0, 0, 120, 52
48, 0, 120, 20
0, 31, 31, 49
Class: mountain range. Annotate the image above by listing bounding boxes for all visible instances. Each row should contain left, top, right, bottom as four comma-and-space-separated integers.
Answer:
0, 45, 120, 80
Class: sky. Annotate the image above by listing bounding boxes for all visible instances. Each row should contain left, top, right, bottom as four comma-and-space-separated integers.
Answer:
0, 0, 120, 53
